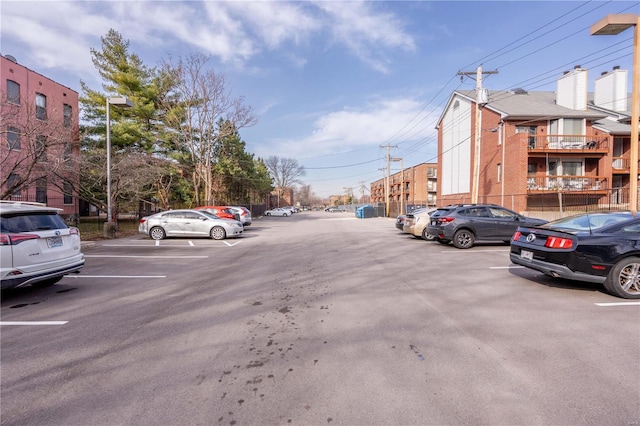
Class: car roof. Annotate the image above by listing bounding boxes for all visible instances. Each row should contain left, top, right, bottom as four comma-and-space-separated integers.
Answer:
0, 200, 62, 214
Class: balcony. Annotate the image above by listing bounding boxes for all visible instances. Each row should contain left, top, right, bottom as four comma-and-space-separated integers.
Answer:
517, 134, 609, 154
527, 175, 608, 192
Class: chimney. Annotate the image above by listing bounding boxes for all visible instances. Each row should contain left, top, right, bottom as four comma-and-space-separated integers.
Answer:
556, 66, 588, 110
594, 66, 628, 112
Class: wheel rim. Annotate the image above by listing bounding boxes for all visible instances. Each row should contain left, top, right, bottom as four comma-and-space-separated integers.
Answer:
456, 232, 472, 248
150, 227, 164, 240
617, 262, 640, 295
211, 227, 225, 240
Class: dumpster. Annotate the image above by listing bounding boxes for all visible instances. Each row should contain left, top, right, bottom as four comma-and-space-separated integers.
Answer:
356, 205, 375, 219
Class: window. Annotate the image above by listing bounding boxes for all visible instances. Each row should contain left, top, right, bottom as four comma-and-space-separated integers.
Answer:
527, 163, 537, 174
497, 163, 501, 183
35, 93, 47, 120
7, 80, 20, 104
7, 173, 21, 196
7, 127, 20, 150
36, 135, 47, 161
63, 182, 73, 204
63, 104, 72, 127
64, 142, 73, 160
36, 178, 47, 204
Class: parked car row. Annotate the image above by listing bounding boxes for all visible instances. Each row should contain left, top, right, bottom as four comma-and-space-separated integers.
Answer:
395, 203, 640, 299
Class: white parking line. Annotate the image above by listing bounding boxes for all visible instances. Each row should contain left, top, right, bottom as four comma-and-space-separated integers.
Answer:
441, 249, 510, 253
490, 266, 524, 269
188, 241, 195, 247
66, 275, 166, 279
84, 255, 208, 258
595, 302, 640, 307
0, 321, 68, 326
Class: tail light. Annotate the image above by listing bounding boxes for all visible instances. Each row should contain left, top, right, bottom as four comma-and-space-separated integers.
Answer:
0, 233, 40, 245
512, 231, 522, 241
545, 236, 573, 249
70, 227, 80, 236
437, 217, 455, 224
139, 219, 147, 224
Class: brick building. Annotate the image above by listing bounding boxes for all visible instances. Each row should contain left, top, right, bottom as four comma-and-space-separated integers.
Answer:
435, 66, 637, 214
1, 54, 80, 217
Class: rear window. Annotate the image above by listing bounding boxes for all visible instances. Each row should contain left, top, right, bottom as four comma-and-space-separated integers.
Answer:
543, 213, 634, 231
1, 212, 68, 233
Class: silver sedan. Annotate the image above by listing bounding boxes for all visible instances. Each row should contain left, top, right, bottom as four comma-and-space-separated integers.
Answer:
138, 209, 243, 240
264, 208, 292, 217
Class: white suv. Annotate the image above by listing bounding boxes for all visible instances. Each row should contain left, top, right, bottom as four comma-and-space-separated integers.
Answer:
1, 201, 84, 290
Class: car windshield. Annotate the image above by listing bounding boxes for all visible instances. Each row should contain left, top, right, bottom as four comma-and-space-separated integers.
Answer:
199, 211, 219, 219
541, 212, 634, 231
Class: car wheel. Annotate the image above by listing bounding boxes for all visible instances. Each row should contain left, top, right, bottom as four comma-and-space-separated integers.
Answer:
31, 276, 63, 288
149, 226, 166, 240
604, 257, 640, 299
422, 229, 435, 241
283, 213, 288, 217
266, 212, 271, 216
435, 237, 450, 245
210, 226, 226, 240
452, 229, 475, 249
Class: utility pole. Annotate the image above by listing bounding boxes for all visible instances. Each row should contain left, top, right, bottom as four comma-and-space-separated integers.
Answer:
380, 143, 398, 216
458, 66, 498, 203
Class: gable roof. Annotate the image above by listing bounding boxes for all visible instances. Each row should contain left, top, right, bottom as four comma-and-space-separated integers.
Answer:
453, 89, 608, 121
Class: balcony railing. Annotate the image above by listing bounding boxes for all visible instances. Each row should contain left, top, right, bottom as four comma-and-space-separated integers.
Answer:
515, 134, 609, 151
527, 175, 607, 191
612, 157, 631, 172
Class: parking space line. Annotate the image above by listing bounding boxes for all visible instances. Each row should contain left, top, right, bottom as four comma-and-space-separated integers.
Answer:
0, 321, 68, 326
595, 302, 640, 307
66, 275, 166, 278
188, 241, 195, 246
84, 255, 208, 258
490, 266, 524, 269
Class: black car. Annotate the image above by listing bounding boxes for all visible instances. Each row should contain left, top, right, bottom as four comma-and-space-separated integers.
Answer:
395, 214, 407, 230
510, 211, 640, 299
427, 204, 547, 249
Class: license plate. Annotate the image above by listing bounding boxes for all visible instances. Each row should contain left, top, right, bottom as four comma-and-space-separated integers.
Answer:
520, 249, 533, 261
47, 236, 63, 248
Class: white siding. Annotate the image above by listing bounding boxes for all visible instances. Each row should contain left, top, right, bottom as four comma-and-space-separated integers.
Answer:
441, 97, 471, 195
594, 69, 628, 112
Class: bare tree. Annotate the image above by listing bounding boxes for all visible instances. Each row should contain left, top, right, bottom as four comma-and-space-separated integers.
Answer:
264, 156, 306, 191
160, 53, 256, 205
1, 97, 78, 199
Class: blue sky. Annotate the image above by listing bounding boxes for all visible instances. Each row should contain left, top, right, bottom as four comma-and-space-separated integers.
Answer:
2, 1, 639, 198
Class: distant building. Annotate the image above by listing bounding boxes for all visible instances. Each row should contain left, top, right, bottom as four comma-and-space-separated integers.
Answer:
1, 54, 80, 217
370, 162, 437, 216
435, 65, 638, 214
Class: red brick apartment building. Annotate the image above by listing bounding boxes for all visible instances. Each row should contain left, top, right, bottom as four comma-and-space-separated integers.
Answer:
1, 54, 80, 217
436, 66, 638, 214
370, 162, 437, 215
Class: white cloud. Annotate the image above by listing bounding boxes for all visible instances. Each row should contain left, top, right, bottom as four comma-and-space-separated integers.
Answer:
263, 98, 437, 159
314, 0, 416, 73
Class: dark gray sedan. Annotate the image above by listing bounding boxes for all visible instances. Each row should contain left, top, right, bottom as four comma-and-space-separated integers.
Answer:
138, 209, 243, 240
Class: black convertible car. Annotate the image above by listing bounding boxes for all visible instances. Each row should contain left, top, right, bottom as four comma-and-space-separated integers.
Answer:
510, 211, 640, 299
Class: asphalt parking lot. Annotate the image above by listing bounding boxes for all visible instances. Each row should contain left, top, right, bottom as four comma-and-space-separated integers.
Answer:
1, 211, 639, 425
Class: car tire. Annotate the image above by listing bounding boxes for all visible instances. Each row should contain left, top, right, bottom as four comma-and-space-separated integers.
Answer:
210, 226, 226, 240
31, 276, 63, 288
266, 212, 271, 216
283, 213, 288, 217
422, 229, 435, 241
604, 257, 640, 299
452, 229, 475, 249
149, 226, 166, 240
435, 237, 450, 245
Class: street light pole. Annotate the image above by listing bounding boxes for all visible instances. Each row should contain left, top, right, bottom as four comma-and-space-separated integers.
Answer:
104, 96, 133, 238
591, 14, 640, 214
